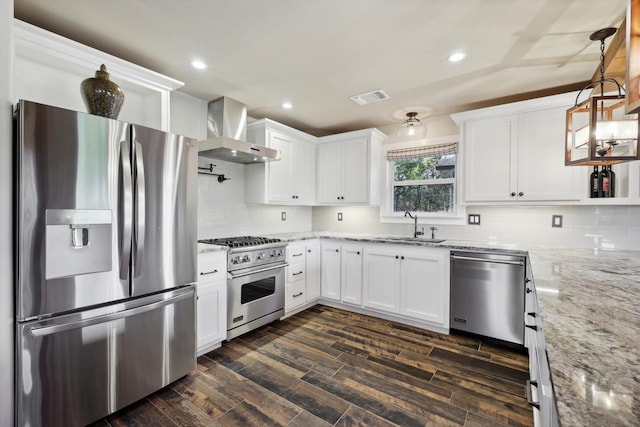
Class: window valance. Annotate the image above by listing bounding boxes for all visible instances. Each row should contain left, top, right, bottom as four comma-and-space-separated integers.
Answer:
387, 142, 458, 161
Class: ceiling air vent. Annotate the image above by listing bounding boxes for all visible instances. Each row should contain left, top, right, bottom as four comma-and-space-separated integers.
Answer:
350, 89, 390, 105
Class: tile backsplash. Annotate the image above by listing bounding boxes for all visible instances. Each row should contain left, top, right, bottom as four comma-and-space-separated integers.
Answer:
312, 205, 640, 250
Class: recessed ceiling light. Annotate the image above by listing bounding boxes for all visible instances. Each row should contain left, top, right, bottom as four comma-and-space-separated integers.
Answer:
447, 52, 466, 63
282, 102, 293, 109
190, 60, 207, 70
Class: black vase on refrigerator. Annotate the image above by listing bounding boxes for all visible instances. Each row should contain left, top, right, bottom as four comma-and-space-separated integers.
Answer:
14, 100, 198, 427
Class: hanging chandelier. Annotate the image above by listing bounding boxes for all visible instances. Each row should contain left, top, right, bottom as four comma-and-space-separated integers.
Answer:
565, 28, 640, 165
397, 112, 426, 138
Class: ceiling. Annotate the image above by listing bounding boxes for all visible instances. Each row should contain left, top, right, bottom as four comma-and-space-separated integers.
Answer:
14, 0, 628, 136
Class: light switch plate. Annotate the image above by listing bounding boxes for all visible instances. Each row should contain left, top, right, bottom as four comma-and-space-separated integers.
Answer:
552, 215, 563, 228
337, 212, 343, 221
281, 212, 286, 221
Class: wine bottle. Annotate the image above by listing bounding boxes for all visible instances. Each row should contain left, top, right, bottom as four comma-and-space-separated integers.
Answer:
590, 166, 599, 198
599, 165, 611, 197
608, 165, 615, 198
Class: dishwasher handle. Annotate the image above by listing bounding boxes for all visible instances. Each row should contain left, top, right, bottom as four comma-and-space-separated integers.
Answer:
451, 254, 524, 266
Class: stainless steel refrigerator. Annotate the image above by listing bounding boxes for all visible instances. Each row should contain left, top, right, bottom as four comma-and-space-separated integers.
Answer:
14, 100, 198, 426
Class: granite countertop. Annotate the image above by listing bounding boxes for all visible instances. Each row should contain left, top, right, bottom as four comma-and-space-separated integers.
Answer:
527, 248, 640, 426
198, 232, 640, 425
197, 242, 228, 254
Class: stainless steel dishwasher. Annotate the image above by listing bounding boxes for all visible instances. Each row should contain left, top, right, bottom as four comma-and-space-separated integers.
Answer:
450, 251, 526, 346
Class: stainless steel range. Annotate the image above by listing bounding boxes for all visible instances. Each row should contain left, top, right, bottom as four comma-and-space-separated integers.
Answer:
199, 236, 286, 339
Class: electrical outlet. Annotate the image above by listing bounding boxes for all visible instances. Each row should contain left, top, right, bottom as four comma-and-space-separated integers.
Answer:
552, 215, 563, 228
337, 212, 343, 221
281, 211, 286, 221
467, 214, 481, 225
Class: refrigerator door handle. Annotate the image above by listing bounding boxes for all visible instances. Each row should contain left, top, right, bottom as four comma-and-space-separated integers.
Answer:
134, 141, 146, 277
119, 140, 133, 280
29, 290, 193, 337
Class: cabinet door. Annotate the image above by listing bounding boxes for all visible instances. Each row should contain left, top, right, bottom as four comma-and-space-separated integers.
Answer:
400, 248, 448, 325
294, 140, 316, 204
341, 244, 363, 305
517, 107, 580, 201
321, 242, 341, 300
465, 116, 517, 202
196, 279, 226, 355
342, 138, 368, 203
363, 245, 400, 313
305, 240, 321, 301
316, 142, 343, 203
267, 131, 294, 202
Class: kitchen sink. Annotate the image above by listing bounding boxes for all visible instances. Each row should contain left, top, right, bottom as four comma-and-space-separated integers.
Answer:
384, 237, 446, 244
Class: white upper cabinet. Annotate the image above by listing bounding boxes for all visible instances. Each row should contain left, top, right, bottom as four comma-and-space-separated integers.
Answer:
246, 119, 316, 205
453, 93, 582, 203
316, 129, 385, 205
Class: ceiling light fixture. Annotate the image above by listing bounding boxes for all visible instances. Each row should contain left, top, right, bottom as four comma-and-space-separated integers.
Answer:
397, 112, 426, 138
190, 60, 207, 70
448, 52, 466, 63
565, 28, 640, 165
282, 102, 292, 109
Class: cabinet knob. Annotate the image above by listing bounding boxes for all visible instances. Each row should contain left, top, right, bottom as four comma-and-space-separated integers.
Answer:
357, 251, 360, 255
510, 192, 516, 197
341, 196, 345, 200
335, 249, 339, 253
308, 249, 311, 253
395, 255, 399, 259
337, 196, 340, 200
401, 256, 405, 260
519, 192, 524, 197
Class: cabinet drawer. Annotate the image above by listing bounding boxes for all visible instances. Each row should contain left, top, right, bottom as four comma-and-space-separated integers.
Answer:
287, 245, 306, 263
287, 262, 306, 283
198, 252, 226, 283
285, 281, 306, 311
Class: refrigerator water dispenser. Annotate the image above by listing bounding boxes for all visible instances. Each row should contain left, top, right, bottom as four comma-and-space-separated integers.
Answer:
45, 209, 112, 279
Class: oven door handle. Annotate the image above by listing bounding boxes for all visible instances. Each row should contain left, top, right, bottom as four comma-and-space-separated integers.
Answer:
228, 264, 288, 279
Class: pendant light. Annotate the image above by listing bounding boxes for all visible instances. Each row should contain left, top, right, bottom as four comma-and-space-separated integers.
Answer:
398, 112, 426, 138
565, 28, 640, 165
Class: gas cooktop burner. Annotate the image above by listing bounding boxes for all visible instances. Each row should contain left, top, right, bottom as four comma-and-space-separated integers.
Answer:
198, 236, 282, 249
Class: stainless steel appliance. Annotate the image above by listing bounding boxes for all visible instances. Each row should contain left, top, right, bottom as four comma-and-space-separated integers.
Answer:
450, 251, 526, 346
198, 97, 281, 163
14, 100, 198, 427
199, 236, 286, 339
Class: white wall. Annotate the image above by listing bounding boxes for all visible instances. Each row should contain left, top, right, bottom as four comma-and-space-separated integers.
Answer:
171, 92, 313, 238
312, 205, 640, 250
1, 2, 14, 425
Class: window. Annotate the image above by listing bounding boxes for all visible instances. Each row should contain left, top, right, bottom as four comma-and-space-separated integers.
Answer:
387, 142, 457, 214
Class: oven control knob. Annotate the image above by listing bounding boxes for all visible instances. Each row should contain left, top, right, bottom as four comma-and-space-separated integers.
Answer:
270, 251, 277, 258
242, 255, 251, 263
256, 252, 265, 261
231, 256, 240, 265
275, 249, 283, 257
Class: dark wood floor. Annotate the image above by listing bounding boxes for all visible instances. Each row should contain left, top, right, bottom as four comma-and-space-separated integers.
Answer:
92, 305, 533, 426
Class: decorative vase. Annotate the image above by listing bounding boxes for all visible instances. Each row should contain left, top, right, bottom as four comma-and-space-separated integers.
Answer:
80, 64, 124, 119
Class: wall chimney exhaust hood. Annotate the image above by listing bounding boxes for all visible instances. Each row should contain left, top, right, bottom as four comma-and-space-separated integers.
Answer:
198, 97, 281, 164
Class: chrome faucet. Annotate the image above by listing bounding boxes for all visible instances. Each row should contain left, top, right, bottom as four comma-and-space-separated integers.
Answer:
430, 226, 438, 240
404, 211, 424, 238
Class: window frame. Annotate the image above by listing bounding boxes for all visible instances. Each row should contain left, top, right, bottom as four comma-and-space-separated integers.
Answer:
380, 135, 466, 225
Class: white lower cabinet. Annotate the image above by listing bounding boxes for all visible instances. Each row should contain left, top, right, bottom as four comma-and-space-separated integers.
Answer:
363, 244, 449, 329
196, 251, 227, 356
340, 244, 363, 306
400, 247, 449, 325
321, 241, 342, 300
362, 245, 401, 313
525, 276, 559, 427
285, 239, 321, 313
